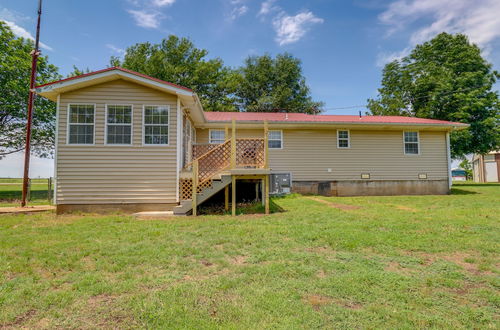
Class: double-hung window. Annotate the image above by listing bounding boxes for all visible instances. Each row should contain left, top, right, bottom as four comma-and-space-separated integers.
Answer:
404, 131, 419, 155
143, 106, 169, 145
68, 104, 95, 144
337, 130, 350, 148
209, 130, 225, 144
106, 105, 132, 145
268, 130, 283, 149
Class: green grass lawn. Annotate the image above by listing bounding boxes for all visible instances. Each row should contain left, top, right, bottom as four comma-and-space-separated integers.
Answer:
0, 183, 498, 328
0, 178, 52, 207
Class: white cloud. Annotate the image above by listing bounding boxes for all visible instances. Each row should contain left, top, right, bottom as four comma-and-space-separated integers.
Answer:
258, 0, 278, 17
106, 44, 125, 55
2, 20, 53, 51
127, 9, 163, 29
225, 0, 249, 22
228, 5, 248, 21
378, 0, 500, 65
272, 11, 323, 46
376, 47, 411, 67
0, 7, 53, 51
151, 0, 175, 7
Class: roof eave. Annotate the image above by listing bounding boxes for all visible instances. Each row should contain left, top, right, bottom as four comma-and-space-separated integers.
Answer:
199, 120, 469, 130
35, 68, 194, 101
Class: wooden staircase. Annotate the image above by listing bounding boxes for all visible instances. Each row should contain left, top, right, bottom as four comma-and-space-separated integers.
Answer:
173, 174, 231, 215
176, 119, 270, 216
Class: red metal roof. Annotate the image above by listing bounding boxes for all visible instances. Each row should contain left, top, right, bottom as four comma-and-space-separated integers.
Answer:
36, 67, 193, 92
204, 111, 465, 125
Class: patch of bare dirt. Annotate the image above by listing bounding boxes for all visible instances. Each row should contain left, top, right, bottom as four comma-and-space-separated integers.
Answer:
304, 294, 363, 311
440, 252, 494, 275
0, 309, 36, 328
316, 270, 327, 278
394, 205, 418, 212
87, 294, 117, 309
402, 251, 496, 276
200, 259, 214, 267
384, 261, 413, 275
304, 295, 333, 311
336, 300, 363, 310
84, 294, 136, 328
229, 255, 248, 265
306, 197, 360, 210
304, 246, 336, 255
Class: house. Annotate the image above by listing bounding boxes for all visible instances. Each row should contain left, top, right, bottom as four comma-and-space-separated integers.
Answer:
35, 67, 469, 215
472, 151, 500, 183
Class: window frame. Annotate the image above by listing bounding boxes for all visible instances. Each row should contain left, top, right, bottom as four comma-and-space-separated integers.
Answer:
209, 129, 226, 144
268, 130, 283, 149
105, 104, 133, 146
142, 105, 170, 146
66, 103, 96, 145
403, 131, 420, 155
337, 129, 350, 149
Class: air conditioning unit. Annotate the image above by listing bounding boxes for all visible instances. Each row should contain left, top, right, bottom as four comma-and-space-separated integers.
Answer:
270, 173, 292, 195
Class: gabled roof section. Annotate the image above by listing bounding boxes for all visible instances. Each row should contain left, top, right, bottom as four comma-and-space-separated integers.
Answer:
35, 67, 194, 101
204, 111, 468, 128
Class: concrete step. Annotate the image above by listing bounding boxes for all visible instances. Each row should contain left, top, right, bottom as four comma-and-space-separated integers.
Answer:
132, 211, 176, 219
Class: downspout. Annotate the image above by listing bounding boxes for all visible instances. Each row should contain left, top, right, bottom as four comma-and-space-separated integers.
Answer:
175, 96, 182, 203
446, 131, 452, 191
53, 94, 60, 205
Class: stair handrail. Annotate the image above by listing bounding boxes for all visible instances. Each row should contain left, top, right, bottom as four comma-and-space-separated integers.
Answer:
196, 139, 232, 183
185, 139, 231, 170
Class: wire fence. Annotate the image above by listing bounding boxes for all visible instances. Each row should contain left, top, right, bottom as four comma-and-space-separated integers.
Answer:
0, 178, 53, 204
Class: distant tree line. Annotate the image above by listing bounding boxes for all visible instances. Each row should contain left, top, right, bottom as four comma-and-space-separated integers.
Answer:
1, 21, 498, 159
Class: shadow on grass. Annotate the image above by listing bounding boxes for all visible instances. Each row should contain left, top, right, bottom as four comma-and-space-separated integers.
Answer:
198, 198, 285, 216
451, 188, 478, 195
454, 183, 500, 187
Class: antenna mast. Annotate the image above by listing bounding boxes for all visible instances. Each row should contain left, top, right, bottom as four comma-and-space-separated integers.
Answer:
21, 0, 43, 207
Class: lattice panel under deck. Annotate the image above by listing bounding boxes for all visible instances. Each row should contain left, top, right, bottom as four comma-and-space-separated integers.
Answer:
179, 179, 213, 201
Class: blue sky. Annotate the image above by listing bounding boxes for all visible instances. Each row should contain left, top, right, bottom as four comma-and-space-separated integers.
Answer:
1, 0, 500, 177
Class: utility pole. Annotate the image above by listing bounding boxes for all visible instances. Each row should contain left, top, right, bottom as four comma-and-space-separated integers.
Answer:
21, 0, 43, 207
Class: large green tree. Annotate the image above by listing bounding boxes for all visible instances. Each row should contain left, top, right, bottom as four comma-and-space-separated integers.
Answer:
232, 53, 323, 114
111, 36, 323, 113
368, 33, 499, 158
110, 35, 236, 111
0, 21, 60, 159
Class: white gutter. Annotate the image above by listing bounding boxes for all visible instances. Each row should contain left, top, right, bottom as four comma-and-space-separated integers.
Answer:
446, 131, 452, 191
199, 120, 469, 129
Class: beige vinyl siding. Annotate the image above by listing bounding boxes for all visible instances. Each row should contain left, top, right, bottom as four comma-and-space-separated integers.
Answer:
57, 79, 178, 204
196, 128, 448, 181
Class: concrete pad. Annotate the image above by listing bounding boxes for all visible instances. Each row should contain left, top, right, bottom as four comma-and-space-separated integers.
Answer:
0, 205, 55, 214
132, 211, 179, 219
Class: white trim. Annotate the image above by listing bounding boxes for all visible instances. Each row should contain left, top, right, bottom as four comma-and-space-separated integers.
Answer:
66, 103, 96, 145
403, 131, 420, 155
268, 130, 283, 149
104, 104, 133, 146
142, 105, 170, 146
337, 129, 350, 149
36, 69, 193, 97
176, 97, 182, 203
53, 94, 60, 205
209, 129, 225, 144
446, 132, 452, 189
